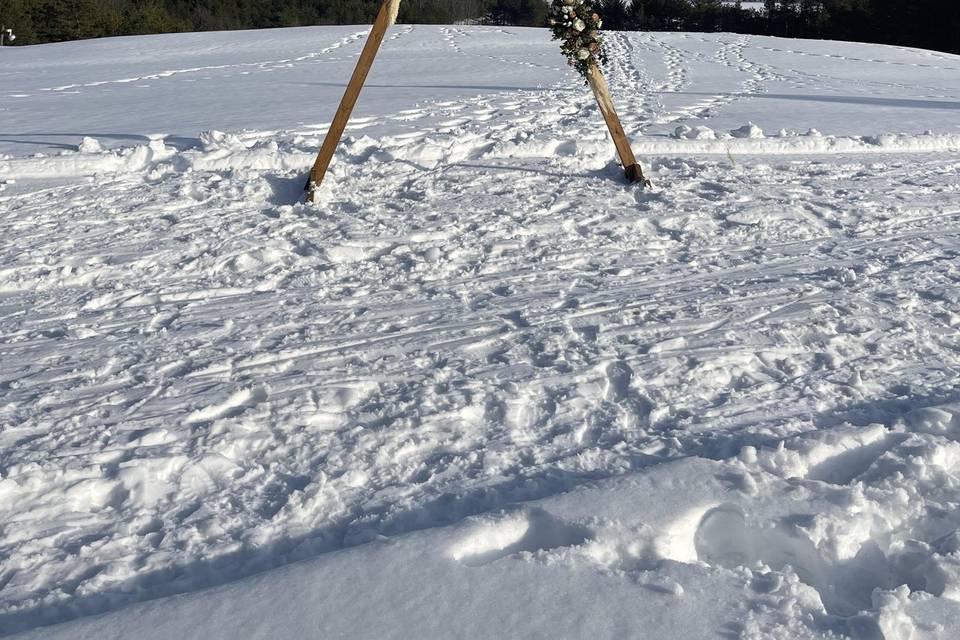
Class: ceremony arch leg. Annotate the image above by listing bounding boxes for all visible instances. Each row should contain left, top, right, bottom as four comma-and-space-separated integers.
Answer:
586, 63, 650, 186
305, 0, 402, 203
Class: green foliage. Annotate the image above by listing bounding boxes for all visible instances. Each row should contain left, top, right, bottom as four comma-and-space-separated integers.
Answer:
487, 0, 548, 25
399, 0, 492, 24
595, 0, 629, 30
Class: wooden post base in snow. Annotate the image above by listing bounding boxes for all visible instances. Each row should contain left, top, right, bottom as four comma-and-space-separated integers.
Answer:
586, 63, 650, 187
304, 0, 401, 202
624, 163, 646, 184
303, 1, 648, 201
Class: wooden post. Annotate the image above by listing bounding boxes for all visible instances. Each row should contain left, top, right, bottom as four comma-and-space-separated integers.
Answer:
586, 63, 650, 186
305, 0, 402, 202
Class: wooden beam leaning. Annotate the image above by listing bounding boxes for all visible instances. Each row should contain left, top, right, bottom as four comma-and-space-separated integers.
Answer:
585, 63, 650, 186
304, 0, 402, 202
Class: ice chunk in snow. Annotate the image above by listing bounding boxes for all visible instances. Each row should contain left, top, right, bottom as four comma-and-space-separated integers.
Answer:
730, 123, 764, 139
77, 136, 102, 153
673, 125, 717, 140
906, 405, 960, 437
924, 555, 960, 601
200, 130, 246, 151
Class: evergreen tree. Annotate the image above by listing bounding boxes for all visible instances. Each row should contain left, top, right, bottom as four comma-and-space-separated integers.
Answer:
485, 0, 548, 26
596, 0, 630, 31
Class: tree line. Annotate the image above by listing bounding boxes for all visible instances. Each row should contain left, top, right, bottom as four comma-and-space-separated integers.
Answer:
596, 1, 958, 55
0, 0, 544, 43
1, 0, 956, 54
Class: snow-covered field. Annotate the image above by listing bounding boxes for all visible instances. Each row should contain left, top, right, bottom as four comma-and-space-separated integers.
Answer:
1, 24, 960, 639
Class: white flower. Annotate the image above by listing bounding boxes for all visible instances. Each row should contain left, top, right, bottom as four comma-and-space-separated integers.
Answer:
577, 48, 590, 60
573, 19, 586, 32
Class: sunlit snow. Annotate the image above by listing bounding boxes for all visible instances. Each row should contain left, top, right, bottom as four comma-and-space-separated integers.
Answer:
2, 25, 960, 640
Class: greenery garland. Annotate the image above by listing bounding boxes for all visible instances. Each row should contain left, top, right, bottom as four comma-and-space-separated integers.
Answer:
547, 0, 608, 81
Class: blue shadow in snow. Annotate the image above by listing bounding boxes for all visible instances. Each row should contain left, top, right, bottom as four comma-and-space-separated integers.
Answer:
657, 91, 960, 111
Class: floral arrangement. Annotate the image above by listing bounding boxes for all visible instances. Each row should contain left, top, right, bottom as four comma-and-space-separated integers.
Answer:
548, 0, 607, 81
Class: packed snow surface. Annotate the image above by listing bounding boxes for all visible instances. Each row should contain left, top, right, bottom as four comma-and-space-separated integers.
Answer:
2, 25, 960, 640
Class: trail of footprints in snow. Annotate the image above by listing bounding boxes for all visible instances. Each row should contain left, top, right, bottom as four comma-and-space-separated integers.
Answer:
608, 33, 779, 128
646, 34, 689, 94
752, 43, 960, 73
652, 35, 785, 124
41, 28, 380, 93
440, 26, 563, 73
603, 34, 658, 129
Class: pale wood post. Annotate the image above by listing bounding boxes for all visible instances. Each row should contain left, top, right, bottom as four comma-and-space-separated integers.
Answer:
305, 0, 402, 202
586, 63, 650, 186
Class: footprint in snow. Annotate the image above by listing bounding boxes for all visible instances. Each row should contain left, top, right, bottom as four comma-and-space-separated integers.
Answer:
450, 507, 592, 567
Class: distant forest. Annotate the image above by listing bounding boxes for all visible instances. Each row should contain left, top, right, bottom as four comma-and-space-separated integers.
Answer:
1, 1, 958, 54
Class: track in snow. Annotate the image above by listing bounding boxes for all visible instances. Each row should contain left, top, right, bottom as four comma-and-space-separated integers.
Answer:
2, 27, 960, 637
